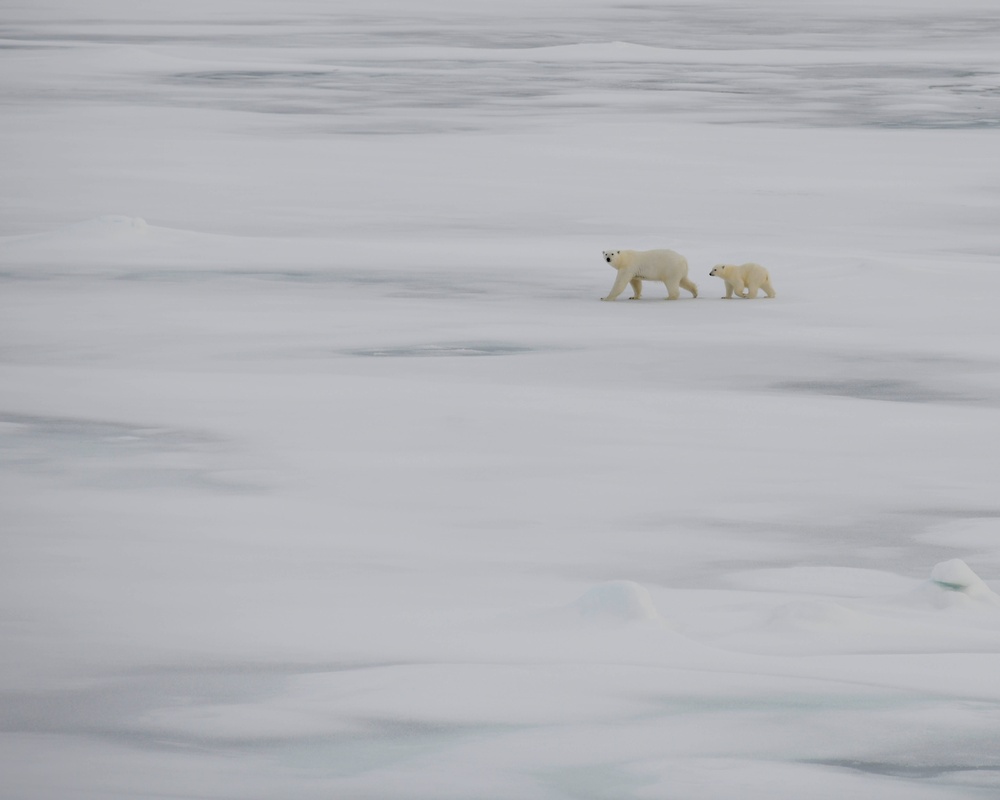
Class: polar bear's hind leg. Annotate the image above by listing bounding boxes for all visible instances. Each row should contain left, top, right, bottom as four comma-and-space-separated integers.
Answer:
663, 278, 681, 300
680, 277, 698, 298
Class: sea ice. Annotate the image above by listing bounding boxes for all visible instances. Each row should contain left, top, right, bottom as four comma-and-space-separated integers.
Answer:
3, 1, 1000, 798
572, 580, 664, 623
929, 559, 1000, 606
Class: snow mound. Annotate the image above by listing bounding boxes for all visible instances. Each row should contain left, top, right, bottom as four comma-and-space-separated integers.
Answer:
104, 215, 147, 233
767, 599, 870, 632
572, 580, 663, 623
58, 215, 149, 239
928, 559, 1000, 607
0, 216, 267, 272
725, 566, 919, 598
0, 216, 153, 254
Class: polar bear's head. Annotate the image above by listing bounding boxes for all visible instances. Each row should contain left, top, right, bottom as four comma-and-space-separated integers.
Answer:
709, 264, 727, 277
603, 250, 621, 267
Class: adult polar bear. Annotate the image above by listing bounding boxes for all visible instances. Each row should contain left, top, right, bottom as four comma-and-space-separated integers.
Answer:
709, 263, 776, 299
601, 249, 698, 301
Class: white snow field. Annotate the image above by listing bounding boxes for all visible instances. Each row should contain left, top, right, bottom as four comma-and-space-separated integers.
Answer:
3, 1, 1000, 797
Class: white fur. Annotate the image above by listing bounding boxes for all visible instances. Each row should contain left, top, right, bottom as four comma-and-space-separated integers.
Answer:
709, 262, 776, 299
601, 249, 698, 301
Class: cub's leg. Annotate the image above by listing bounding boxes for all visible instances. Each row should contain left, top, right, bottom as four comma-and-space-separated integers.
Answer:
745, 280, 761, 299
680, 277, 698, 298
603, 270, 634, 301
629, 277, 643, 299
722, 280, 735, 299
761, 277, 776, 298
730, 277, 748, 298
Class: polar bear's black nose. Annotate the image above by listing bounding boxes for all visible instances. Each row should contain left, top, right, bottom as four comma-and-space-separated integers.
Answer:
606, 257, 611, 263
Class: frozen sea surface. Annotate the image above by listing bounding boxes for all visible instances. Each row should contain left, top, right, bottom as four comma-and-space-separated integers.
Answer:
2, 2, 1000, 798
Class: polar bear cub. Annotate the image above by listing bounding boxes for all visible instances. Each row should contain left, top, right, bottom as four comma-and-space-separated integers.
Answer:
601, 249, 698, 301
709, 263, 775, 299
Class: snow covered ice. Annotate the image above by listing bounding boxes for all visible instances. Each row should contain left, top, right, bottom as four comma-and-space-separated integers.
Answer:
3, 1, 1000, 797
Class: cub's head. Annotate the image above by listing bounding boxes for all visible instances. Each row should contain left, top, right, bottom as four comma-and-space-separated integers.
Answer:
709, 264, 727, 277
602, 250, 621, 267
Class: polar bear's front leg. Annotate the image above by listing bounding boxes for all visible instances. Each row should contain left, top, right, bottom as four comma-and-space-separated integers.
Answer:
602, 269, 634, 301
722, 280, 735, 299
629, 277, 643, 299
